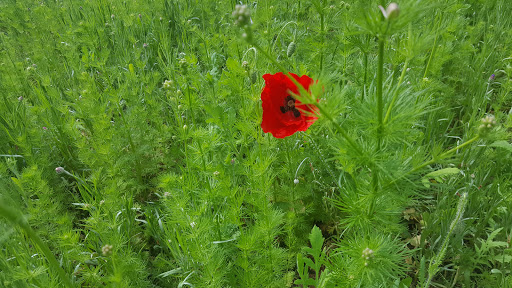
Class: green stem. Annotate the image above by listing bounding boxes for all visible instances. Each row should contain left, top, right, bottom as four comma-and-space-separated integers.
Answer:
369, 36, 386, 211
319, 4, 325, 72
0, 200, 74, 288
117, 105, 143, 184
417, 136, 479, 172
387, 136, 480, 187
314, 104, 363, 155
424, 193, 467, 288
252, 43, 288, 74
362, 51, 368, 101
376, 38, 385, 151
423, 12, 442, 80
383, 59, 409, 124
186, 83, 195, 127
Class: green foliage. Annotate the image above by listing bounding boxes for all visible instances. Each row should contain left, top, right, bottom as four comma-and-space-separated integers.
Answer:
0, 0, 511, 287
295, 225, 331, 287
331, 231, 410, 287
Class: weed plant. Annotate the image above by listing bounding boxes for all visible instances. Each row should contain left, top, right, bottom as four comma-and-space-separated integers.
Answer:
0, 0, 511, 287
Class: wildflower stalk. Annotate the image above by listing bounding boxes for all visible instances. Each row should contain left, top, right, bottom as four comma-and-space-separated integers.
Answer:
387, 135, 480, 187
384, 23, 412, 124
0, 198, 74, 288
423, 12, 442, 80
319, 1, 325, 72
370, 2, 402, 214
376, 38, 385, 151
383, 59, 409, 124
413, 135, 479, 173
369, 34, 386, 215
362, 51, 368, 101
423, 192, 468, 288
186, 83, 196, 127
117, 104, 143, 184
314, 104, 363, 155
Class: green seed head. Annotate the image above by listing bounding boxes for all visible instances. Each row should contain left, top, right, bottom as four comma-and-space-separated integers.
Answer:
478, 115, 496, 136
287, 42, 296, 58
102, 244, 113, 256
232, 5, 251, 27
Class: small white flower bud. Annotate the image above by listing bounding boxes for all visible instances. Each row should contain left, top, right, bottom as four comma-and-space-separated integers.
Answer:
380, 3, 400, 19
386, 3, 400, 19
294, 179, 299, 184
232, 5, 251, 27
102, 244, 113, 256
163, 79, 173, 89
478, 115, 496, 136
242, 61, 249, 71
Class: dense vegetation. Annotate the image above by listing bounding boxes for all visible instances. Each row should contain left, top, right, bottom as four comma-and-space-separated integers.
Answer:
1, 0, 511, 287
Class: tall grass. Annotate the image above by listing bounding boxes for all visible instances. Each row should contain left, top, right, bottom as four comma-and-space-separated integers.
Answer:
0, 0, 511, 287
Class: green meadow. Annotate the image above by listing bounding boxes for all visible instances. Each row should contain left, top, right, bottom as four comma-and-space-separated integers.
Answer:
1, 0, 511, 287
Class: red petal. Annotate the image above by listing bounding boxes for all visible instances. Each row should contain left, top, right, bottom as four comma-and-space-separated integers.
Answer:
260, 72, 318, 138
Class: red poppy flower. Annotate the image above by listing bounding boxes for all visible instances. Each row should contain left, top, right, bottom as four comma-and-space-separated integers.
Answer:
261, 72, 318, 138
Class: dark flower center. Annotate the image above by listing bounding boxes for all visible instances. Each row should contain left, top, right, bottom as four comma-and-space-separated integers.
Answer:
280, 95, 301, 118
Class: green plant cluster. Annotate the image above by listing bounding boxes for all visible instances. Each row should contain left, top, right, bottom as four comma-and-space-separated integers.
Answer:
0, 0, 511, 287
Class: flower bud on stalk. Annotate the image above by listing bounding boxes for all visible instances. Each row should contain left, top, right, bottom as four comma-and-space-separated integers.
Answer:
250, 72, 257, 84
242, 61, 250, 72
232, 5, 253, 43
232, 5, 251, 27
179, 58, 188, 74
287, 42, 296, 58
478, 115, 496, 136
102, 244, 113, 256
379, 2, 400, 20
163, 79, 173, 90
361, 247, 375, 267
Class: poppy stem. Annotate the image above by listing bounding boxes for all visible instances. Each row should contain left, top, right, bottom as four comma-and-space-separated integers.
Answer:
252, 43, 289, 78
314, 104, 363, 156
253, 43, 311, 103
